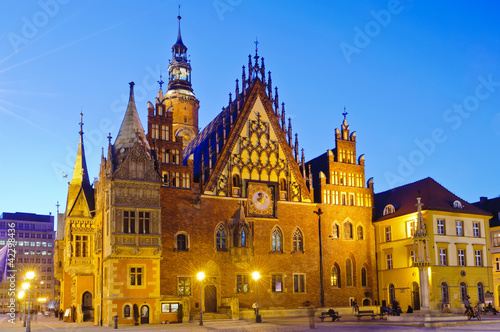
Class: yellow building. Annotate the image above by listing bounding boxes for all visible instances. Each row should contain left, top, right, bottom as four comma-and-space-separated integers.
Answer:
374, 177, 493, 313
473, 196, 500, 309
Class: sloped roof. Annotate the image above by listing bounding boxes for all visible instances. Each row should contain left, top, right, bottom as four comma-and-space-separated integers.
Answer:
473, 196, 500, 227
374, 177, 491, 221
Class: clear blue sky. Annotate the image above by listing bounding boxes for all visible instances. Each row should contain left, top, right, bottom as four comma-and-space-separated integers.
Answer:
1, 0, 499, 221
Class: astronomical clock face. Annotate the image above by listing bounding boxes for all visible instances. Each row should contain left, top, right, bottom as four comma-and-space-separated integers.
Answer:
248, 183, 275, 217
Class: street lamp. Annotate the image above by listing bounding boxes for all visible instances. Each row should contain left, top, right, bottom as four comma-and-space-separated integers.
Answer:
18, 291, 25, 322
252, 271, 262, 323
197, 272, 205, 326
25, 271, 35, 332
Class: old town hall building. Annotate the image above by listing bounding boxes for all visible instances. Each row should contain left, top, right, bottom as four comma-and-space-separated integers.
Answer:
55, 16, 377, 326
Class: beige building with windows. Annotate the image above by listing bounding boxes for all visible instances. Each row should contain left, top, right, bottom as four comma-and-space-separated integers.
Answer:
374, 177, 494, 312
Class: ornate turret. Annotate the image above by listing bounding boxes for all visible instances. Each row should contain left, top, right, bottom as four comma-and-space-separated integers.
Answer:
164, 14, 200, 149
167, 14, 193, 94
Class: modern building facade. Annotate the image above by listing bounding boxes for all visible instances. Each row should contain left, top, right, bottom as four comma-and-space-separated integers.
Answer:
374, 178, 494, 312
0, 212, 56, 312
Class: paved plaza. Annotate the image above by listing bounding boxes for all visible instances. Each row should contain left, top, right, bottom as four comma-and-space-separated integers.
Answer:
2, 313, 500, 332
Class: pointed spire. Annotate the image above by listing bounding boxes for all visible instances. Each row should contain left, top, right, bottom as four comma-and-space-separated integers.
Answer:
301, 149, 306, 179
281, 102, 285, 130
114, 82, 151, 154
175, 6, 184, 48
70, 112, 90, 188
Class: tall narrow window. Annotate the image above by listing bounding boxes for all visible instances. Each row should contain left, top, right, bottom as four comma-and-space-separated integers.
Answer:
437, 219, 445, 235
344, 222, 353, 239
124, 211, 135, 234
389, 284, 395, 303
152, 124, 159, 139
161, 125, 167, 140
361, 267, 367, 287
357, 225, 363, 240
240, 229, 246, 247
458, 249, 465, 266
439, 248, 447, 266
477, 282, 484, 303
460, 282, 467, 302
493, 232, 500, 247
496, 257, 500, 272
216, 224, 226, 251
456, 221, 463, 236
331, 266, 339, 287
74, 235, 88, 258
385, 226, 392, 242
332, 224, 339, 239
346, 258, 353, 287
182, 173, 191, 188
475, 250, 482, 266
272, 227, 282, 252
441, 282, 449, 304
387, 254, 393, 270
473, 222, 480, 237
292, 228, 303, 252
293, 274, 305, 293
138, 212, 150, 234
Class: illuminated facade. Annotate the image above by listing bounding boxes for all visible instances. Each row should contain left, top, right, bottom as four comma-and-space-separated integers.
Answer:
55, 15, 377, 326
374, 178, 494, 312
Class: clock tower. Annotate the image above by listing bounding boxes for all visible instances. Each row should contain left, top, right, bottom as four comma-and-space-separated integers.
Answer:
165, 14, 200, 149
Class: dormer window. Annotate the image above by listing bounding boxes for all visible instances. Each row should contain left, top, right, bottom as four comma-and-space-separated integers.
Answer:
383, 204, 396, 216
453, 200, 463, 209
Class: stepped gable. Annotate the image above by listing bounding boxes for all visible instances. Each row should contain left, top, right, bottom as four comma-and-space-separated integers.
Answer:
184, 51, 310, 199
374, 177, 491, 221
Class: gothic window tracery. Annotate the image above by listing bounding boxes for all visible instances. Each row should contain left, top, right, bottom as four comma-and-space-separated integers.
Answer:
292, 227, 303, 252
216, 223, 227, 251
271, 227, 283, 252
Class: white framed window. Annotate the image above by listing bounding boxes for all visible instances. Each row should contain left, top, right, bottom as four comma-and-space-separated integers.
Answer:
475, 250, 482, 267
386, 254, 393, 270
385, 226, 392, 242
407, 220, 416, 238
383, 205, 395, 216
456, 221, 463, 236
439, 248, 447, 266
458, 249, 465, 266
409, 250, 415, 266
272, 274, 284, 292
495, 257, 500, 272
437, 219, 445, 235
473, 222, 480, 237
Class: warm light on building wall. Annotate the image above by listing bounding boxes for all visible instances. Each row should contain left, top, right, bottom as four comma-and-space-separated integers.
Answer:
427, 267, 431, 280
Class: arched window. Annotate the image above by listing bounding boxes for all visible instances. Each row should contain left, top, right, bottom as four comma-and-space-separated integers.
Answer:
241, 229, 246, 247
124, 304, 131, 317
361, 267, 367, 287
272, 227, 282, 252
331, 264, 340, 287
292, 228, 303, 252
357, 225, 364, 240
453, 200, 463, 209
383, 204, 395, 216
441, 282, 449, 304
232, 174, 241, 187
460, 282, 468, 302
279, 178, 287, 191
332, 223, 339, 239
176, 233, 187, 251
346, 258, 353, 287
389, 284, 395, 303
477, 282, 484, 303
216, 224, 227, 251
344, 222, 353, 239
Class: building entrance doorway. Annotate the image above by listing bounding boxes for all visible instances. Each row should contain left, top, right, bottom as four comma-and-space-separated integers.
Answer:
140, 305, 149, 324
204, 285, 217, 313
82, 291, 93, 322
411, 282, 420, 310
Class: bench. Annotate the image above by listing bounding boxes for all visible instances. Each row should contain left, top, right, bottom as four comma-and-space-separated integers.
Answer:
318, 311, 341, 322
377, 311, 388, 319
355, 310, 376, 320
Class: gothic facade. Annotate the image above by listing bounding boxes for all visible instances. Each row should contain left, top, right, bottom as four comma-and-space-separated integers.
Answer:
55, 16, 377, 326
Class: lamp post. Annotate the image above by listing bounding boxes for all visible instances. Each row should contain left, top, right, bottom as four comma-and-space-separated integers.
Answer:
252, 271, 262, 323
25, 271, 35, 332
197, 272, 205, 326
18, 291, 25, 323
